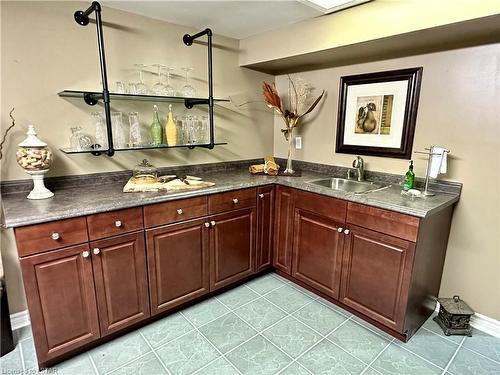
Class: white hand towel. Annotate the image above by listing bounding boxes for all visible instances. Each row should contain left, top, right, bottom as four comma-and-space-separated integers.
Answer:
428, 146, 449, 178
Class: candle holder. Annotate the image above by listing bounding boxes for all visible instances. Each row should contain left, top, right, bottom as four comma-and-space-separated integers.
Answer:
16, 125, 54, 200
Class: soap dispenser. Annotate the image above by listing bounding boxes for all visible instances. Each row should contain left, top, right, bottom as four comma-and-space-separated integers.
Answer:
403, 160, 415, 191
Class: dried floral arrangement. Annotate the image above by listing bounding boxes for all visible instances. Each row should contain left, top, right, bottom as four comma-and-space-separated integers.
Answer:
262, 77, 324, 174
262, 77, 324, 141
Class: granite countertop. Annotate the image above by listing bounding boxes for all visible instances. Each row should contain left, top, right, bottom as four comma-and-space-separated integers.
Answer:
1, 167, 460, 228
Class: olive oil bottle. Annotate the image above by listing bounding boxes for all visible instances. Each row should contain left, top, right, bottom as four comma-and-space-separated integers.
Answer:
403, 160, 415, 191
165, 104, 177, 146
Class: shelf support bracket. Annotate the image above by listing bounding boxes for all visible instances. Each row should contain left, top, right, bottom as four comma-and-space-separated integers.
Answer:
183, 28, 215, 149
74, 1, 114, 156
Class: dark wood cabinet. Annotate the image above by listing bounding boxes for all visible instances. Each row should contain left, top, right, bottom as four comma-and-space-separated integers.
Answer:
146, 218, 210, 315
210, 207, 255, 290
340, 225, 415, 332
273, 186, 295, 274
20, 244, 100, 364
14, 184, 456, 368
91, 232, 150, 336
256, 186, 274, 272
292, 209, 344, 299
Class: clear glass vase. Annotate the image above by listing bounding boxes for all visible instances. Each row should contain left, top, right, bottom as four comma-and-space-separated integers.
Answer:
283, 127, 294, 175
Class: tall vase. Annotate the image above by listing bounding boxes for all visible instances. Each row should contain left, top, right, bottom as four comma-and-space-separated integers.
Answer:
283, 127, 294, 175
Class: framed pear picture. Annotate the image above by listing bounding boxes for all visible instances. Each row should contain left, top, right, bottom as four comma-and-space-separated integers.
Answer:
335, 67, 423, 159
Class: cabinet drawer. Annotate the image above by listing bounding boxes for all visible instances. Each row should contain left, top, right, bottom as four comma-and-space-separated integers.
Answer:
87, 207, 143, 240
15, 217, 88, 257
208, 188, 256, 214
347, 202, 420, 242
295, 190, 347, 223
144, 196, 208, 228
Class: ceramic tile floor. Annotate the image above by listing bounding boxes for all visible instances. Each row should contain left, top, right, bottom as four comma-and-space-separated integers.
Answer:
2, 273, 500, 375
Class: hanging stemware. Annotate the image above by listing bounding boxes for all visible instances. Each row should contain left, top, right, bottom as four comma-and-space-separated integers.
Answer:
180, 67, 196, 97
133, 63, 149, 94
163, 67, 177, 97
151, 64, 167, 96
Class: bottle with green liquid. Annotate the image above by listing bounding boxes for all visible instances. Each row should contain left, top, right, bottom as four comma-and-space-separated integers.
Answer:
403, 160, 415, 191
150, 105, 163, 145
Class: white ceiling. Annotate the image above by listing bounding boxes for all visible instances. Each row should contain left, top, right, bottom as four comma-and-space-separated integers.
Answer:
102, 1, 324, 39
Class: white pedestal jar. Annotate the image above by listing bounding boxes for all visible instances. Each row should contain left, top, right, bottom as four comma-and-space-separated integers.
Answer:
16, 125, 54, 200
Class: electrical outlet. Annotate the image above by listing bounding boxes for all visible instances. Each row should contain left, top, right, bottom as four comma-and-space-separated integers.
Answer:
295, 136, 302, 149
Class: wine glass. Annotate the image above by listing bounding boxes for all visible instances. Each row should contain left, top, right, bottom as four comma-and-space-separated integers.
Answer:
163, 67, 176, 97
180, 67, 196, 97
134, 64, 149, 94
151, 64, 167, 96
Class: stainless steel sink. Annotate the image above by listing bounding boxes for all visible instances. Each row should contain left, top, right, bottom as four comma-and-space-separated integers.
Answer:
307, 178, 385, 194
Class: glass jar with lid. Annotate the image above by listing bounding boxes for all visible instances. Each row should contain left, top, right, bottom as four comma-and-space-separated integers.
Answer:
132, 159, 158, 184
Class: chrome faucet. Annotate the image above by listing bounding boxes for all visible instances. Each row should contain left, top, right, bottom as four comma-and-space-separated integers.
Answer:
352, 156, 365, 181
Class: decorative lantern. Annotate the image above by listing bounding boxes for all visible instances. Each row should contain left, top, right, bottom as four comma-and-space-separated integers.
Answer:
16, 125, 54, 200
434, 295, 474, 336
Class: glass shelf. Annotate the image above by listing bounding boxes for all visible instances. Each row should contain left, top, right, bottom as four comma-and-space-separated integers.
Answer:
60, 142, 228, 154
58, 90, 230, 104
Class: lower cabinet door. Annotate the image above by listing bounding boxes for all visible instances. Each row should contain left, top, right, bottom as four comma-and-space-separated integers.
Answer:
146, 218, 210, 315
20, 244, 100, 364
291, 209, 344, 299
340, 225, 415, 332
210, 208, 255, 290
273, 186, 295, 274
91, 231, 150, 336
256, 186, 274, 272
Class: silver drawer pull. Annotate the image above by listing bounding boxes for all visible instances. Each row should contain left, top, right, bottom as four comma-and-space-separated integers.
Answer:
177, 209, 183, 215
337, 228, 343, 233
258, 194, 264, 198
115, 220, 122, 227
232, 198, 239, 204
204, 222, 210, 228
210, 220, 216, 227
51, 232, 60, 240
93, 248, 100, 255
82, 251, 90, 258
344, 229, 350, 235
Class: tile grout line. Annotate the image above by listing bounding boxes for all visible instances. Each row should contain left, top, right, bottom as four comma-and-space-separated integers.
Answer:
139, 331, 172, 375
458, 343, 500, 365
179, 311, 244, 375
440, 336, 465, 375
392, 339, 447, 371
104, 350, 155, 375
18, 340, 26, 373
421, 326, 464, 346
359, 338, 394, 375
86, 352, 100, 375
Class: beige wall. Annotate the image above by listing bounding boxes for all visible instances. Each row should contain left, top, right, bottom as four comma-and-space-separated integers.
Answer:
273, 44, 500, 320
0, 1, 274, 313
239, 0, 500, 66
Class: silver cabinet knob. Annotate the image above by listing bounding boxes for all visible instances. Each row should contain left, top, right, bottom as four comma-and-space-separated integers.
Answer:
337, 228, 343, 233
204, 222, 210, 228
177, 209, 183, 215
258, 194, 264, 198
115, 220, 122, 227
232, 198, 239, 204
51, 232, 60, 240
210, 220, 216, 227
93, 248, 100, 255
344, 229, 350, 235
82, 251, 90, 258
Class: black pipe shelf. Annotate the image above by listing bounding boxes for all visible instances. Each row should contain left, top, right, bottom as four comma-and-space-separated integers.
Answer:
60, 142, 228, 155
58, 90, 230, 106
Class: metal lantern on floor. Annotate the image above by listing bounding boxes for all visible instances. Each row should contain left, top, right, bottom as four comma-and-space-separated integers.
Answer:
434, 295, 474, 336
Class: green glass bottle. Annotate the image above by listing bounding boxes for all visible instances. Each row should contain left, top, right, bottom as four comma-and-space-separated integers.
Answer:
403, 160, 415, 191
150, 105, 163, 145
